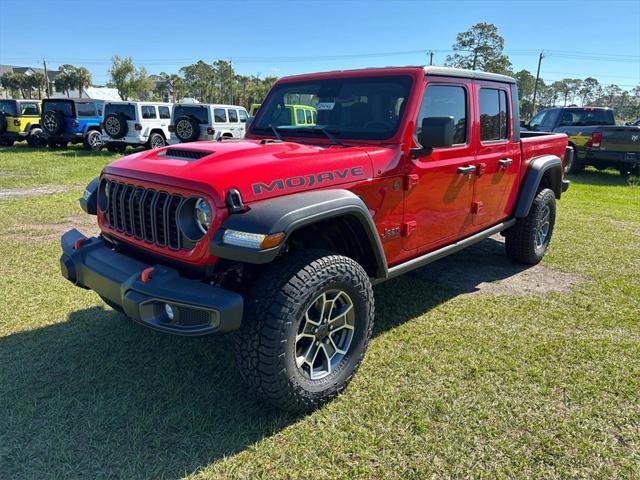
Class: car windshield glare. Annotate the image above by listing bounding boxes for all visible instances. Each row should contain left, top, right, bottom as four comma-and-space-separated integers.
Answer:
251, 75, 412, 140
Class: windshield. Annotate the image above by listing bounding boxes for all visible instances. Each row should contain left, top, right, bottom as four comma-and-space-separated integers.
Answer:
174, 105, 209, 124
0, 100, 18, 117
251, 75, 413, 140
105, 103, 136, 120
43, 101, 74, 117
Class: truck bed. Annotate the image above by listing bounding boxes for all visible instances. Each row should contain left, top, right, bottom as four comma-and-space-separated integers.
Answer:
520, 131, 569, 172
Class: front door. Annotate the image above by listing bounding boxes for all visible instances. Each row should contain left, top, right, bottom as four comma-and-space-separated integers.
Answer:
471, 83, 521, 227
403, 80, 476, 252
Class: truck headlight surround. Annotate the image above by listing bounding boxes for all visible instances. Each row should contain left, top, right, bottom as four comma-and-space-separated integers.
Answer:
178, 196, 215, 241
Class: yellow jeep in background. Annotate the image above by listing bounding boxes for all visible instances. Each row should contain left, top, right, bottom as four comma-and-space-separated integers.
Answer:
0, 99, 46, 147
249, 103, 317, 126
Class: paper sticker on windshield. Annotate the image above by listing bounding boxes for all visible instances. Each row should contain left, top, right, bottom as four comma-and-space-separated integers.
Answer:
317, 102, 335, 111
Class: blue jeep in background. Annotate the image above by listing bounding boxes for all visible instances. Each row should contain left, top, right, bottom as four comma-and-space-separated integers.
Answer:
40, 98, 104, 150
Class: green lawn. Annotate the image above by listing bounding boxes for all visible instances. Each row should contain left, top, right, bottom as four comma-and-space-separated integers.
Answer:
1, 143, 639, 479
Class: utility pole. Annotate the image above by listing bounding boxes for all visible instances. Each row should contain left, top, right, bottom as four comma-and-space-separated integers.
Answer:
43, 59, 50, 98
229, 58, 233, 105
428, 50, 434, 66
531, 51, 544, 117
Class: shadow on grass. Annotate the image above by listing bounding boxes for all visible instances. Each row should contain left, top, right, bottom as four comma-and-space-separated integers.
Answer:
0, 238, 529, 478
566, 167, 638, 187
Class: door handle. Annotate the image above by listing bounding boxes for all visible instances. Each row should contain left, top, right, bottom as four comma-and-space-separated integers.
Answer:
498, 158, 513, 167
457, 165, 476, 175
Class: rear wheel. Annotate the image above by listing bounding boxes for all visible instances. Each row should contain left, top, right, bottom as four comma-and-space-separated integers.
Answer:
234, 250, 374, 412
505, 188, 556, 265
83, 130, 102, 150
26, 128, 46, 147
147, 132, 165, 149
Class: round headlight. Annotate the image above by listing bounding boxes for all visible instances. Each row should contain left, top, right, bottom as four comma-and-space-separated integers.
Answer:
194, 198, 213, 233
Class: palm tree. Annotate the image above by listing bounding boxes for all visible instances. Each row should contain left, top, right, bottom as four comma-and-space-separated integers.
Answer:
75, 67, 92, 98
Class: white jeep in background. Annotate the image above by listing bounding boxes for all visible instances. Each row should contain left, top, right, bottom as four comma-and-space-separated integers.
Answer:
102, 101, 174, 153
169, 103, 249, 144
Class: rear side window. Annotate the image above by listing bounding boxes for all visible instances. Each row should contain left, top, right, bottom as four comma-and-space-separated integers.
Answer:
305, 110, 312, 123
76, 102, 97, 117
105, 103, 136, 120
21, 102, 40, 116
214, 108, 227, 123
296, 109, 305, 124
141, 105, 157, 119
173, 105, 209, 124
416, 84, 467, 145
560, 108, 615, 127
228, 109, 238, 122
158, 106, 171, 119
0, 100, 18, 116
238, 110, 248, 123
43, 101, 73, 117
479, 88, 508, 141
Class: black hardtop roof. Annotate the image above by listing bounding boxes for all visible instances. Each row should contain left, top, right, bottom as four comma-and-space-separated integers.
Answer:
42, 98, 100, 104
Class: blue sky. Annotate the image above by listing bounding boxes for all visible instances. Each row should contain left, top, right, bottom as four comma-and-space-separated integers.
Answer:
1, 0, 638, 89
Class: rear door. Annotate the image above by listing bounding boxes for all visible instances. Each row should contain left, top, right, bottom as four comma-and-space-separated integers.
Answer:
402, 79, 476, 252
472, 82, 521, 227
227, 108, 241, 136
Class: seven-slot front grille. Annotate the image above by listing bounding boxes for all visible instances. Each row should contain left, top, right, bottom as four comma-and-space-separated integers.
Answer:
103, 180, 185, 250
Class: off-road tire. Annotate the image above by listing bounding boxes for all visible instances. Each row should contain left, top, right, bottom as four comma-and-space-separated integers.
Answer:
26, 127, 46, 147
41, 110, 64, 135
106, 143, 126, 153
174, 115, 200, 142
566, 150, 584, 174
505, 188, 556, 265
147, 132, 165, 149
234, 250, 375, 413
103, 113, 128, 139
83, 130, 102, 151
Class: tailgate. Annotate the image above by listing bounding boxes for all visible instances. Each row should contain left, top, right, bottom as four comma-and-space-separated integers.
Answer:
600, 127, 640, 153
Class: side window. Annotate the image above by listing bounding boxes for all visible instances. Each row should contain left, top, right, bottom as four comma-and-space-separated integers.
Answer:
141, 106, 157, 119
416, 84, 467, 145
21, 102, 40, 115
228, 109, 238, 122
214, 108, 227, 123
529, 110, 548, 129
296, 108, 305, 124
238, 109, 248, 123
158, 106, 171, 119
76, 102, 97, 117
305, 110, 312, 123
479, 88, 508, 141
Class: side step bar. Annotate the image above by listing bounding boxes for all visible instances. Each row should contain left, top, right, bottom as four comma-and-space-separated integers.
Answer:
383, 219, 516, 281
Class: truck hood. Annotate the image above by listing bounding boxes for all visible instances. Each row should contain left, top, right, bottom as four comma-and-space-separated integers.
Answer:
105, 140, 374, 203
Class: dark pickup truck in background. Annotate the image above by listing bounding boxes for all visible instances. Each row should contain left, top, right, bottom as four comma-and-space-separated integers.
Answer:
522, 106, 615, 173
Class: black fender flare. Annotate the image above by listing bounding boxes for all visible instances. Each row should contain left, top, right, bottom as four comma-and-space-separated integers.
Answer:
513, 155, 563, 218
210, 189, 388, 279
79, 176, 99, 215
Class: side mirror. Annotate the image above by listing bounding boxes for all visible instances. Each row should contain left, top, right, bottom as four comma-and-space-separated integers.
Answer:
411, 116, 454, 157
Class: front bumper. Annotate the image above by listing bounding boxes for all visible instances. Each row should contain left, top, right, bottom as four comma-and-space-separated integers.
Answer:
60, 229, 243, 336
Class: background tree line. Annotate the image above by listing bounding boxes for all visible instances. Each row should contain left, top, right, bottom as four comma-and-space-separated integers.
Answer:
2, 23, 638, 121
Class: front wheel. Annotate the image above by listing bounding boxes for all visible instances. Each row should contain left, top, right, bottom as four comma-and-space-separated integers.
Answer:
234, 250, 375, 412
27, 128, 46, 147
505, 188, 556, 265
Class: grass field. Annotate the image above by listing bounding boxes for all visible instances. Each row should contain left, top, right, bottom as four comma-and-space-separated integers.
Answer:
1, 143, 639, 479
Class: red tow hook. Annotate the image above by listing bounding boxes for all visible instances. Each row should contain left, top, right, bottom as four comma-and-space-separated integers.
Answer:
74, 238, 88, 250
141, 267, 154, 284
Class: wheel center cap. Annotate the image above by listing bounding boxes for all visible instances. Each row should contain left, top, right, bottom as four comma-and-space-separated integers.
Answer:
316, 324, 329, 340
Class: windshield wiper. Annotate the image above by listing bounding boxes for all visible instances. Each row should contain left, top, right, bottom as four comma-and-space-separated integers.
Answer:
293, 127, 345, 147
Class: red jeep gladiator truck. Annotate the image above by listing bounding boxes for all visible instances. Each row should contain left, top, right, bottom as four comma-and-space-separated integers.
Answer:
61, 66, 571, 412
